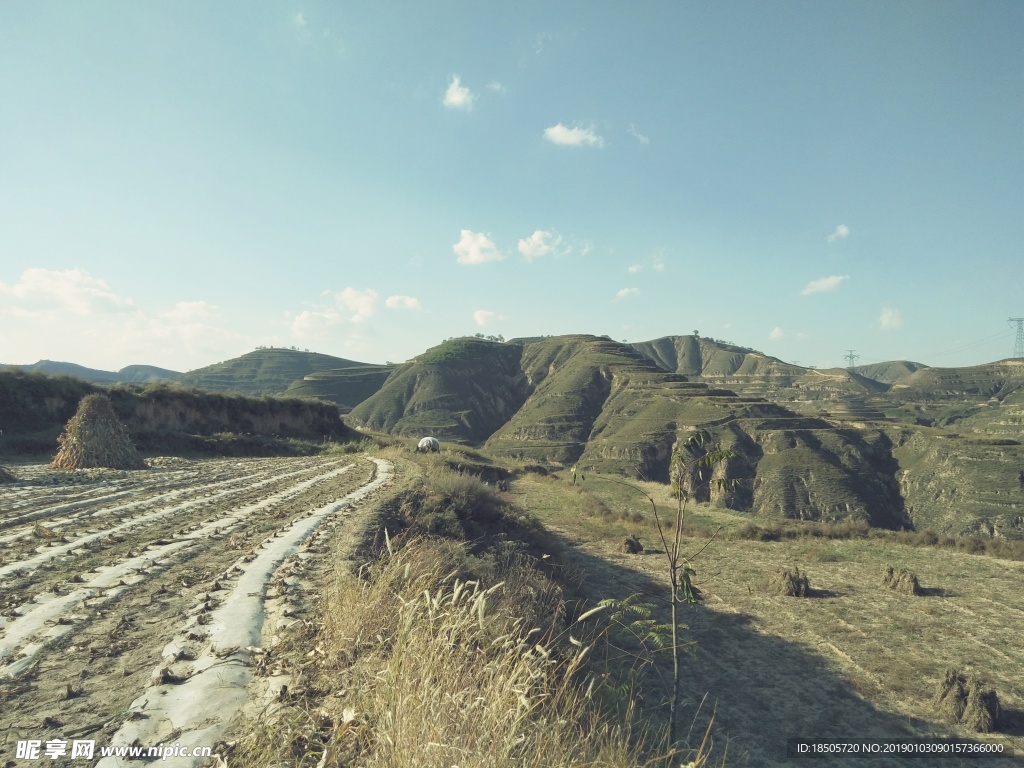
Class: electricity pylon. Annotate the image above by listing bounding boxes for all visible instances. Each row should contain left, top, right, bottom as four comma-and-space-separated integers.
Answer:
844, 349, 860, 368
1010, 318, 1024, 358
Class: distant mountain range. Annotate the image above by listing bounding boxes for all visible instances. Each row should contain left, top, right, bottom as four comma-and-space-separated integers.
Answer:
5, 336, 1023, 538
3, 360, 182, 384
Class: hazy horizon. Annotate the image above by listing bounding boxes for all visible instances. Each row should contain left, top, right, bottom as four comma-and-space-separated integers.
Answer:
3, 3, 1021, 371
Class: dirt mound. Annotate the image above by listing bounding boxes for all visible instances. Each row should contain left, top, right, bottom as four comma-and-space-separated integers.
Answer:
767, 567, 811, 597
881, 565, 922, 595
51, 394, 147, 471
933, 668, 1002, 733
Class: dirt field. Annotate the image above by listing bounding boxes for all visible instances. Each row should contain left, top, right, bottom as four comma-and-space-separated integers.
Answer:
0, 455, 392, 767
519, 474, 1024, 767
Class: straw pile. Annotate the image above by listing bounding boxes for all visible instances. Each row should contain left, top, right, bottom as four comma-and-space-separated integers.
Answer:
620, 535, 643, 554
881, 565, 922, 595
51, 394, 147, 470
933, 667, 1002, 733
767, 566, 812, 597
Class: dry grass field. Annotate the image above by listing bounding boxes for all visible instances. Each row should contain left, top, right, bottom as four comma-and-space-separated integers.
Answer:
517, 471, 1024, 767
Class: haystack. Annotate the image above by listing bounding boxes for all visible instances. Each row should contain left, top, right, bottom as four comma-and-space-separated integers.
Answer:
0, 465, 15, 483
51, 394, 147, 470
621, 535, 643, 554
881, 565, 922, 595
767, 566, 811, 597
933, 667, 1002, 733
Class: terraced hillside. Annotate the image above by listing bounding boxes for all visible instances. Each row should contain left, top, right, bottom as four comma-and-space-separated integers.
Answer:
345, 335, 1024, 538
632, 334, 890, 412
884, 360, 1024, 435
348, 338, 530, 443
285, 364, 396, 413
174, 348, 374, 396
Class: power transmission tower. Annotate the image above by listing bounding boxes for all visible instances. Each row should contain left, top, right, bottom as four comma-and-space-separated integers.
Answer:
844, 349, 860, 368
1010, 318, 1024, 358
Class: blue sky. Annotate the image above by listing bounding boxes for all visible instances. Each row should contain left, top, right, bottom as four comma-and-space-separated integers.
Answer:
1, 2, 1021, 372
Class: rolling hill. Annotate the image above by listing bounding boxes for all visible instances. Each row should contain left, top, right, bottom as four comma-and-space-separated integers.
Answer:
345, 334, 1024, 538
3, 360, 181, 384
173, 348, 375, 396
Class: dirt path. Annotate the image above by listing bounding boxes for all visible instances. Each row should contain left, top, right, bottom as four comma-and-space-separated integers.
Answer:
0, 455, 392, 767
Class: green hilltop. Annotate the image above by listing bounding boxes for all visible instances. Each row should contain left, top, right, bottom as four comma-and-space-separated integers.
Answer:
343, 334, 1024, 538
174, 347, 373, 396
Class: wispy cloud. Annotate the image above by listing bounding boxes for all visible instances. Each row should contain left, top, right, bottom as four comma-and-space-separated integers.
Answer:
291, 287, 378, 338
543, 123, 605, 148
628, 123, 650, 145
627, 264, 643, 274
0, 268, 135, 317
473, 309, 505, 327
385, 295, 421, 310
443, 75, 475, 110
827, 224, 850, 243
453, 230, 504, 264
291, 11, 306, 29
486, 81, 505, 93
518, 230, 568, 261
615, 287, 640, 300
879, 307, 904, 330
801, 275, 849, 295
768, 327, 784, 341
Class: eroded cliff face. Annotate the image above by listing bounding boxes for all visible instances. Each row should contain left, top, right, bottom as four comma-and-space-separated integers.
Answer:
886, 427, 1024, 538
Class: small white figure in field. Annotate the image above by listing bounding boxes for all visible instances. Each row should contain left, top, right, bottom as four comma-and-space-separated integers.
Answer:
417, 437, 440, 453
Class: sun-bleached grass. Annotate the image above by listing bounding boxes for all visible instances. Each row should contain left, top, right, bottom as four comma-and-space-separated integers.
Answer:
318, 540, 662, 767
227, 462, 721, 768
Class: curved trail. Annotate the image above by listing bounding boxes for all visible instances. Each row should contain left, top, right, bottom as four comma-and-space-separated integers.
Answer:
0, 455, 392, 767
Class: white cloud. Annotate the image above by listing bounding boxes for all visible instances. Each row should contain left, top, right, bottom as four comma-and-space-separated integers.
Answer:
164, 301, 220, 322
879, 307, 904, 330
796, 331, 810, 341
768, 327, 784, 341
628, 123, 650, 144
291, 287, 378, 338
615, 287, 640, 300
385, 295, 421, 310
487, 81, 505, 93
473, 309, 505, 327
827, 224, 850, 243
518, 230, 567, 261
801, 275, 849, 295
543, 123, 605, 148
443, 75, 475, 110
453, 229, 504, 264
0, 268, 134, 317
627, 264, 643, 274
329, 287, 377, 323
651, 253, 665, 272
290, 308, 343, 338
291, 11, 306, 28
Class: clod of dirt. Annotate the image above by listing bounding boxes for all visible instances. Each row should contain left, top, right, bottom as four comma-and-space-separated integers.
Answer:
621, 535, 643, 554
881, 565, 923, 595
50, 393, 147, 471
933, 667, 1002, 733
766, 567, 811, 597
